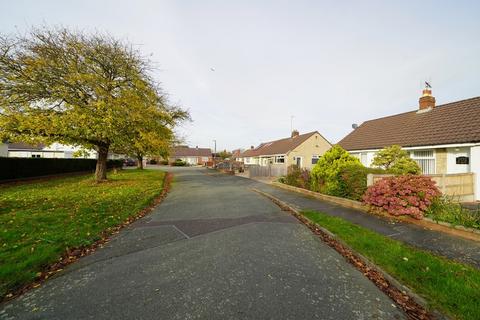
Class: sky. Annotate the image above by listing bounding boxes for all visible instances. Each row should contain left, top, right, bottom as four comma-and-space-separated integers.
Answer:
1, 0, 479, 152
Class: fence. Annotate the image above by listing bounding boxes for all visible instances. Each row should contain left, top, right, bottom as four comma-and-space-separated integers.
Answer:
367, 173, 475, 202
247, 164, 287, 178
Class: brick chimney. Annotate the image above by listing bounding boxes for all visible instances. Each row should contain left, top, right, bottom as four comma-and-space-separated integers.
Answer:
291, 130, 299, 138
419, 88, 435, 111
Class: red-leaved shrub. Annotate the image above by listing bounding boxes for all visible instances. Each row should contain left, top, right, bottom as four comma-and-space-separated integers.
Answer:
362, 175, 441, 219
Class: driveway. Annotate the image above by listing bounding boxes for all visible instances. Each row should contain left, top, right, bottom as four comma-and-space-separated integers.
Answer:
0, 167, 404, 319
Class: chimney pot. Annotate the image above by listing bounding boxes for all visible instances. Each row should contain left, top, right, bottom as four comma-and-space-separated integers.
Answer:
250, 145, 254, 149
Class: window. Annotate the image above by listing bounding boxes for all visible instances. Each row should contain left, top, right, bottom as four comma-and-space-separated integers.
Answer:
274, 155, 285, 163
360, 153, 368, 166
456, 156, 469, 165
410, 150, 435, 174
312, 155, 319, 164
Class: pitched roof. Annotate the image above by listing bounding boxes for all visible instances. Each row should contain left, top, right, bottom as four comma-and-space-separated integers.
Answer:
240, 131, 318, 157
338, 96, 480, 151
172, 146, 211, 157
8, 142, 46, 151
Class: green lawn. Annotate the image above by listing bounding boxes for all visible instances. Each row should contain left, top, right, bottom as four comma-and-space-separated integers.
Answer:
0, 169, 166, 298
302, 210, 480, 320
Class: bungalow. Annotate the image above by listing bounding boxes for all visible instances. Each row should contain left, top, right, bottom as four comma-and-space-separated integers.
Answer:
239, 130, 331, 170
338, 87, 480, 200
3, 142, 122, 159
169, 146, 212, 165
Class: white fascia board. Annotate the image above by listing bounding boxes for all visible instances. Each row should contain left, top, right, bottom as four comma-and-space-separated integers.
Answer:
348, 143, 480, 153
257, 153, 286, 157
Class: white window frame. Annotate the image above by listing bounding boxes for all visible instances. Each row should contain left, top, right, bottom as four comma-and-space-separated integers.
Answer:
410, 149, 436, 174
274, 155, 285, 164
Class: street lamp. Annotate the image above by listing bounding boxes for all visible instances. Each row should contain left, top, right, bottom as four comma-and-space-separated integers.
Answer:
213, 139, 217, 168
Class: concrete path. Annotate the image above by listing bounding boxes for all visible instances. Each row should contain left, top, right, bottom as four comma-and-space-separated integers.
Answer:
251, 178, 480, 269
0, 167, 405, 320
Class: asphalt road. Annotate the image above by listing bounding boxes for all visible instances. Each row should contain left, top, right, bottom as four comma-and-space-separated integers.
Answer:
0, 167, 405, 319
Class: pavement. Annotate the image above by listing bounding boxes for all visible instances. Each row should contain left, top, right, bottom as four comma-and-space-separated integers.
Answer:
249, 179, 480, 269
0, 167, 405, 320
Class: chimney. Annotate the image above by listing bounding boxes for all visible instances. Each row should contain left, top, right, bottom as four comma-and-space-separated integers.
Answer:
419, 87, 435, 111
291, 130, 299, 138
250, 145, 254, 149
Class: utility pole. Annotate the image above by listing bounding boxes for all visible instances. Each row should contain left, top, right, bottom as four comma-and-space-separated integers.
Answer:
290, 115, 294, 133
213, 139, 217, 168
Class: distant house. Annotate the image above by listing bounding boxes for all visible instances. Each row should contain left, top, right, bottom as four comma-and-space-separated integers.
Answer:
239, 130, 331, 170
169, 146, 212, 165
338, 88, 480, 200
4, 142, 122, 159
231, 149, 244, 161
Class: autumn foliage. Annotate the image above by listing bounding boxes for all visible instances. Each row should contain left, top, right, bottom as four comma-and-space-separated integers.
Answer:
362, 175, 441, 219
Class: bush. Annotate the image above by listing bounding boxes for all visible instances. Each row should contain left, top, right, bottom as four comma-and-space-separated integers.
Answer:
372, 145, 421, 174
426, 196, 480, 230
0, 157, 122, 181
149, 159, 157, 165
159, 160, 169, 165
171, 159, 187, 166
336, 164, 386, 201
363, 175, 441, 219
310, 145, 362, 195
284, 165, 311, 189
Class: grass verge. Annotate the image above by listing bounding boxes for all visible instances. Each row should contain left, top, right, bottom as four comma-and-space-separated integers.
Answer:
0, 169, 166, 298
302, 210, 480, 320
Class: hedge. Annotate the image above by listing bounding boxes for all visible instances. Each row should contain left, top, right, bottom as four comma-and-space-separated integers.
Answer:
0, 157, 124, 181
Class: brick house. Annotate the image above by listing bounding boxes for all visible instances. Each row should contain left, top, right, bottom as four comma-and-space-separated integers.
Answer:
169, 146, 212, 165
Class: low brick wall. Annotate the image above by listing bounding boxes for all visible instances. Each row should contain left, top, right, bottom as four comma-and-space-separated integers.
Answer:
271, 182, 366, 211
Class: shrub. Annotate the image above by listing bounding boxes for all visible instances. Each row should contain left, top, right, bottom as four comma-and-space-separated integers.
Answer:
284, 165, 311, 189
336, 164, 386, 201
149, 159, 157, 165
363, 175, 441, 219
310, 145, 361, 195
159, 160, 169, 165
426, 196, 480, 230
372, 145, 421, 174
171, 159, 187, 166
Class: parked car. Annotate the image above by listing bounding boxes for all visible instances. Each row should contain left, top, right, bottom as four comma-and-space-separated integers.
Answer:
124, 158, 136, 166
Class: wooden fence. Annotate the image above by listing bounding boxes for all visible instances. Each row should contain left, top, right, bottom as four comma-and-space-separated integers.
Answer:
247, 164, 287, 178
367, 173, 475, 202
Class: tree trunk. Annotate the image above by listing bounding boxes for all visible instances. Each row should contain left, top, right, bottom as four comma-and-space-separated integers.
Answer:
137, 155, 143, 169
95, 144, 109, 182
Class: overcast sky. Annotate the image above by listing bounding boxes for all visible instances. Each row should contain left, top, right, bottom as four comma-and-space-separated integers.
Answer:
1, 0, 479, 151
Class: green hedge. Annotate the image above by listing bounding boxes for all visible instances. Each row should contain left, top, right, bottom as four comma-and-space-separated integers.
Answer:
336, 164, 386, 201
0, 157, 123, 181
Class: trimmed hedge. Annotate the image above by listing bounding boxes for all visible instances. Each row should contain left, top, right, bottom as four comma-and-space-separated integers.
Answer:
0, 157, 123, 181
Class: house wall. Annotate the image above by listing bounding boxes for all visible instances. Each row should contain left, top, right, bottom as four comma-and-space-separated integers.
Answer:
446, 147, 470, 174
470, 146, 480, 201
286, 132, 331, 170
435, 148, 447, 174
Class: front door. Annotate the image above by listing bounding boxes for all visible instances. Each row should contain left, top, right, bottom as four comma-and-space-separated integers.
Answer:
296, 157, 302, 167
